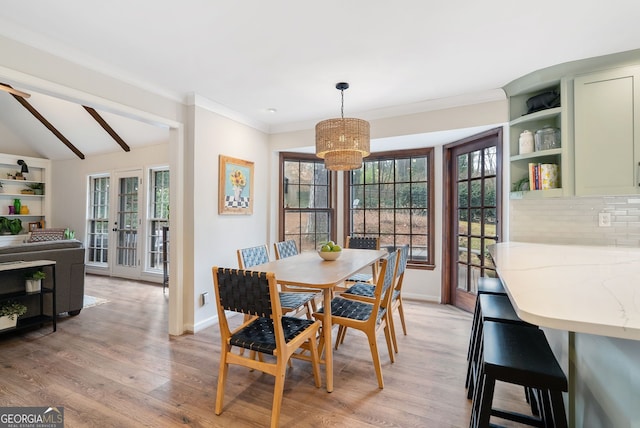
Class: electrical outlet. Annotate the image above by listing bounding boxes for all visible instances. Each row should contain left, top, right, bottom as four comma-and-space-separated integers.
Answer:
201, 292, 210, 306
598, 212, 611, 227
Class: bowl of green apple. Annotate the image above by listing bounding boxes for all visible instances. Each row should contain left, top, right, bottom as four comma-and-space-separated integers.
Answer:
318, 241, 342, 261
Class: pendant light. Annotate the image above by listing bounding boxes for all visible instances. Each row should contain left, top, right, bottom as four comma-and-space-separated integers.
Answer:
315, 82, 370, 171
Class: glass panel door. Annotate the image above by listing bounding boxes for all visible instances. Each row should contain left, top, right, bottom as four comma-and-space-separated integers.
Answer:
447, 131, 502, 312
111, 171, 142, 278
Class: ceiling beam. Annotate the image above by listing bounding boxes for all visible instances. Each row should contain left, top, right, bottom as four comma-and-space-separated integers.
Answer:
10, 93, 85, 160
0, 82, 31, 98
83, 106, 131, 152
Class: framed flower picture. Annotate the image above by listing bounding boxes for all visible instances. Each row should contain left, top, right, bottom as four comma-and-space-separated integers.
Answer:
218, 155, 254, 215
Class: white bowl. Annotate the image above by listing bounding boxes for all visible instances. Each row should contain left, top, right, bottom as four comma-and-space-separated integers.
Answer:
318, 250, 341, 261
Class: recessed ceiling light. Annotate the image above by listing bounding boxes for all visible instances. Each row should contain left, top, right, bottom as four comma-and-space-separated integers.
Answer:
267, 108, 277, 113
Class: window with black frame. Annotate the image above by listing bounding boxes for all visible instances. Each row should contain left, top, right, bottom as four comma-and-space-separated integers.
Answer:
346, 148, 434, 268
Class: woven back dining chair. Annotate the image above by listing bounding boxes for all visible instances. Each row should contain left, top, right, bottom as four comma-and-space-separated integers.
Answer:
273, 239, 321, 313
313, 249, 399, 389
273, 239, 298, 259
237, 244, 317, 319
236, 244, 270, 269
212, 267, 321, 428
337, 235, 381, 293
337, 244, 409, 354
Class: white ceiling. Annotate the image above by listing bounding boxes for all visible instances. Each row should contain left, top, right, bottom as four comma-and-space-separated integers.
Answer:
1, 0, 640, 159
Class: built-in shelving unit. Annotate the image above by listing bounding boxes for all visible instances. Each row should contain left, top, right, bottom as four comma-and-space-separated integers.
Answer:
505, 78, 574, 198
0, 154, 51, 246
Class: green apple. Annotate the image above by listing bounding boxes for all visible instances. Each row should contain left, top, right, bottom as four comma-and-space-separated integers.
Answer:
321, 244, 331, 252
332, 245, 342, 252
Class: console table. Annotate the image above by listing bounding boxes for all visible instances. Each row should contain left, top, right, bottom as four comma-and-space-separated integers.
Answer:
0, 259, 57, 333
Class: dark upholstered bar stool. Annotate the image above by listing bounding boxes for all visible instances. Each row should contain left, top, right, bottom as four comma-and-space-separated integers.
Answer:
466, 293, 537, 400
470, 321, 568, 428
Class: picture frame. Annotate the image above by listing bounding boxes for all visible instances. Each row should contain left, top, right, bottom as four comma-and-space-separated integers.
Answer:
218, 155, 254, 215
28, 222, 41, 232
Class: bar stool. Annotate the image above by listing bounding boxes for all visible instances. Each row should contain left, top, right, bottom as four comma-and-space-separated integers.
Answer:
466, 277, 507, 367
470, 321, 568, 428
466, 293, 536, 399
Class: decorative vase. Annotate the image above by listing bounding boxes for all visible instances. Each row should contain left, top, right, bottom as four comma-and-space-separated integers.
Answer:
233, 186, 243, 201
20, 206, 29, 215
8, 206, 14, 215
13, 199, 21, 215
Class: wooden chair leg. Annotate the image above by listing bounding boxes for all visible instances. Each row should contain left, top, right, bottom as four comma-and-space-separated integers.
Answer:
397, 299, 407, 335
308, 336, 322, 388
335, 325, 347, 350
270, 366, 286, 428
383, 322, 395, 363
366, 331, 384, 389
215, 347, 230, 415
387, 310, 399, 354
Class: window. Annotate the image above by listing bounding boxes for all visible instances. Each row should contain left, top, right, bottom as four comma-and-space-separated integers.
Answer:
345, 148, 434, 268
87, 175, 110, 265
147, 167, 169, 272
280, 153, 334, 252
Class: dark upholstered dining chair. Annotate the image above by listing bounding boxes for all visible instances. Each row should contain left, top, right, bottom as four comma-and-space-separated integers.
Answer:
211, 267, 321, 428
313, 249, 399, 389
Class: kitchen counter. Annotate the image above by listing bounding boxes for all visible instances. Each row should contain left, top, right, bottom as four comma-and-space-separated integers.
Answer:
489, 242, 640, 341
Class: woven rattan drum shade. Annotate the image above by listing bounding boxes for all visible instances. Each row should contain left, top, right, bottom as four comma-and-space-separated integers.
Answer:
315, 117, 370, 171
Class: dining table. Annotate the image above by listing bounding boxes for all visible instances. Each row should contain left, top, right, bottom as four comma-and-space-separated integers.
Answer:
251, 247, 388, 392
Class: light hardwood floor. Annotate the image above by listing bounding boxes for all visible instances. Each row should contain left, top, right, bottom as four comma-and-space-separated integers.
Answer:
0, 275, 532, 427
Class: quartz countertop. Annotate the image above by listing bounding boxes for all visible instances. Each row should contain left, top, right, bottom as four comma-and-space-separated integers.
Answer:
489, 242, 640, 341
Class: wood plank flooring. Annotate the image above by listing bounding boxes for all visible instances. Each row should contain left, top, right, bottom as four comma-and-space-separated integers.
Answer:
0, 275, 533, 427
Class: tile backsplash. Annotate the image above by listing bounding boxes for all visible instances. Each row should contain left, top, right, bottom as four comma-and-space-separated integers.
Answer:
509, 196, 640, 247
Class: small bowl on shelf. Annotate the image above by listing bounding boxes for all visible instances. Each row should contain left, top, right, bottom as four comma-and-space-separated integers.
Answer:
318, 250, 341, 261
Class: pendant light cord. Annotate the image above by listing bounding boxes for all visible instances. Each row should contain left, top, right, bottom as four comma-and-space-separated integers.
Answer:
340, 89, 345, 119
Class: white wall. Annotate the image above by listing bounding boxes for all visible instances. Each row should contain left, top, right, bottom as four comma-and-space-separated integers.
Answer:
268, 100, 508, 302
188, 103, 270, 332
51, 143, 170, 240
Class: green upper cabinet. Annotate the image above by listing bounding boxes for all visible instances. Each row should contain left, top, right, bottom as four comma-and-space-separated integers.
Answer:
574, 66, 640, 196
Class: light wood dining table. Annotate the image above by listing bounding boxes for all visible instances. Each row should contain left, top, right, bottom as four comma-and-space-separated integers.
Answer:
251, 247, 387, 392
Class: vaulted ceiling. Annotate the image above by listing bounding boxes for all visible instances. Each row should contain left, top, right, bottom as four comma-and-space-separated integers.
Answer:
1, 1, 639, 160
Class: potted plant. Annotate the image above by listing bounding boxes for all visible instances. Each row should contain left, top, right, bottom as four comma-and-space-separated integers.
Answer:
0, 217, 9, 234
64, 228, 75, 240
0, 301, 27, 330
25, 270, 46, 293
26, 182, 44, 195
8, 218, 22, 235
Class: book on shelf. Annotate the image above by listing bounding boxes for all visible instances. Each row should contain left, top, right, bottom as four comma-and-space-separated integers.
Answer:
528, 163, 559, 190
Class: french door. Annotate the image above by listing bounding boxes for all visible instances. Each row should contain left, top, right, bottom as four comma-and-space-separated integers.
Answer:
443, 129, 502, 312
110, 170, 143, 278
